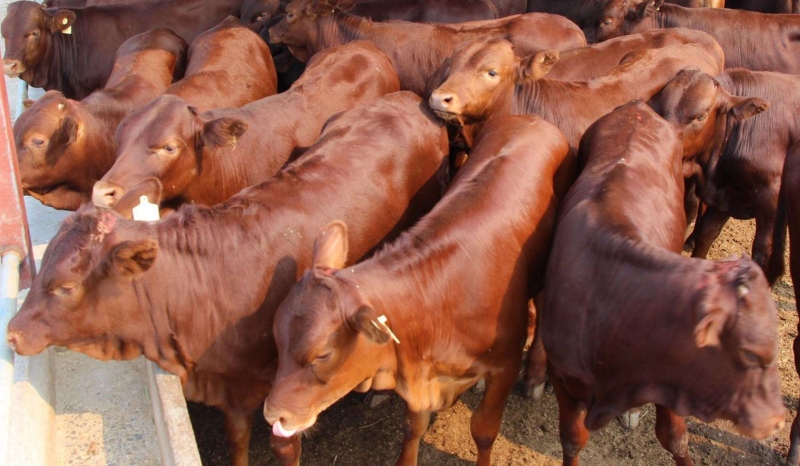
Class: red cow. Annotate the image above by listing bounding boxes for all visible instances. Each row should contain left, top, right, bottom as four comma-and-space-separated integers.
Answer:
269, 0, 587, 95
1, 0, 248, 99
428, 38, 721, 150
264, 114, 574, 466
13, 26, 187, 210
92, 41, 400, 210
542, 100, 785, 466
782, 152, 800, 466
8, 91, 449, 466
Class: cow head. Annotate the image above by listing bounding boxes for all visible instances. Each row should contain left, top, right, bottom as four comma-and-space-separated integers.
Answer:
2, 1, 75, 79
650, 69, 768, 176
582, 0, 635, 44
92, 95, 248, 209
429, 38, 558, 126
14, 90, 90, 197
264, 221, 396, 438
7, 205, 159, 360
595, 0, 664, 41
689, 257, 785, 439
268, 0, 340, 62
239, 0, 282, 32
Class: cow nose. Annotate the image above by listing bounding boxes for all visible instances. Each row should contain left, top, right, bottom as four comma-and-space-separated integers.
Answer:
7, 330, 21, 352
429, 91, 458, 112
92, 181, 125, 208
3, 59, 22, 77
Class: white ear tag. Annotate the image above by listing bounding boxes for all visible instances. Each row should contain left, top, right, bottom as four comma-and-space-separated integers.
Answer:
132, 195, 160, 222
62, 18, 72, 34
371, 315, 400, 344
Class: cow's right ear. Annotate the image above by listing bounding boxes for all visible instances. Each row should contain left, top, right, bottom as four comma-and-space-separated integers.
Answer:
694, 279, 732, 347
727, 96, 769, 122
45, 115, 79, 165
109, 239, 158, 278
628, 0, 662, 22
350, 305, 391, 345
201, 118, 248, 149
46, 10, 76, 34
519, 50, 559, 81
312, 220, 349, 271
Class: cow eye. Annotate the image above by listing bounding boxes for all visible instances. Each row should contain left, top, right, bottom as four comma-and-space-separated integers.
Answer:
31, 138, 46, 147
29, 30, 41, 39
286, 12, 295, 20
487, 69, 499, 78
162, 144, 178, 154
601, 17, 614, 25
695, 112, 708, 122
53, 282, 79, 297
740, 349, 766, 368
315, 351, 332, 363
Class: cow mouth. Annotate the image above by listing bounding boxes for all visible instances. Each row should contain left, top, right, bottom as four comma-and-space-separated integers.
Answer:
432, 109, 460, 122
271, 416, 316, 438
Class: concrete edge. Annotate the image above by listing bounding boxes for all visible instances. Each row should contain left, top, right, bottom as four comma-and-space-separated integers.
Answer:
9, 350, 57, 466
146, 360, 202, 466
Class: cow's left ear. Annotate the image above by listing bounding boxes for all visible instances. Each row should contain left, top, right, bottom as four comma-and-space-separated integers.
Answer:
45, 115, 79, 165
350, 305, 391, 345
109, 239, 158, 277
312, 221, 349, 271
46, 10, 76, 34
694, 303, 727, 348
201, 117, 248, 149
727, 96, 769, 122
519, 50, 559, 81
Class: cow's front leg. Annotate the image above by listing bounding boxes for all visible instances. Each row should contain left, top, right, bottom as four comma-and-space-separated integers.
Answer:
471, 364, 519, 466
396, 407, 431, 466
223, 409, 253, 466
690, 206, 730, 258
655, 405, 694, 466
270, 432, 301, 466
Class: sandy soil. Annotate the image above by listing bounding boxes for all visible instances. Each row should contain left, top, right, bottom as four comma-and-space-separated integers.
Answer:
190, 218, 798, 466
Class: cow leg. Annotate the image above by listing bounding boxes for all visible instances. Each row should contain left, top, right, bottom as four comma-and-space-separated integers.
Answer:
523, 298, 547, 400
471, 366, 518, 466
552, 375, 589, 466
654, 405, 694, 466
396, 408, 431, 466
270, 433, 302, 466
690, 206, 729, 259
224, 410, 253, 466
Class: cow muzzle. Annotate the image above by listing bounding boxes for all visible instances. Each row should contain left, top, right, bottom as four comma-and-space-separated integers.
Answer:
92, 181, 126, 209
6, 328, 46, 356
428, 90, 461, 122
3, 59, 24, 78
263, 405, 316, 438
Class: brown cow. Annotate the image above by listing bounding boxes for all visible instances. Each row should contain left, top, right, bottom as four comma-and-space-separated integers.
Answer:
268, 0, 587, 95
163, 16, 277, 113
428, 38, 721, 150
338, 0, 526, 22
1, 0, 247, 99
92, 41, 400, 211
782, 152, 800, 466
542, 100, 785, 466
547, 27, 722, 81
263, 113, 574, 466
651, 69, 798, 284
7, 91, 449, 466
726, 0, 797, 12
597, 0, 800, 74
13, 26, 187, 211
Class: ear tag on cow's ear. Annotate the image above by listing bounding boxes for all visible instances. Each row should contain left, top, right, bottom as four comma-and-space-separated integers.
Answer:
62, 18, 72, 35
132, 196, 160, 222
371, 315, 400, 344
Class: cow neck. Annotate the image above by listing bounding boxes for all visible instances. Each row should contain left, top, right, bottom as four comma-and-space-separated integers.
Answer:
35, 22, 86, 99
513, 78, 585, 148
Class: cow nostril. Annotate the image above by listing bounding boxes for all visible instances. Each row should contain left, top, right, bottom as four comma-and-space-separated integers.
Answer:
443, 96, 453, 104
104, 189, 117, 200
7, 332, 19, 351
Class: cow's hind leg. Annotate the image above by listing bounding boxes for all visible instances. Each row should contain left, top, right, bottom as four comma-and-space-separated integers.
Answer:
270, 433, 301, 466
551, 374, 589, 466
655, 405, 694, 466
224, 409, 253, 466
690, 206, 730, 259
523, 299, 546, 401
471, 365, 519, 466
396, 407, 431, 466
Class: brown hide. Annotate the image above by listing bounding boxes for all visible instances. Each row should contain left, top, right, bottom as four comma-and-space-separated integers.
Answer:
94, 41, 400, 211
8, 91, 448, 466
264, 114, 574, 466
542, 100, 784, 465
13, 27, 186, 211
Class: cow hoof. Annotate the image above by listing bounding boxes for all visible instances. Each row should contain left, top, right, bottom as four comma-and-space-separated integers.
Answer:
523, 382, 546, 402
367, 393, 392, 408
618, 409, 641, 430
473, 378, 486, 394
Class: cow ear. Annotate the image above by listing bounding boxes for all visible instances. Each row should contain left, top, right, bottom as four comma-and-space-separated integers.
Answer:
45, 115, 79, 165
727, 96, 769, 122
694, 304, 727, 347
109, 239, 158, 277
520, 50, 559, 81
201, 118, 248, 149
46, 9, 76, 34
628, 0, 662, 21
312, 220, 349, 271
350, 305, 391, 345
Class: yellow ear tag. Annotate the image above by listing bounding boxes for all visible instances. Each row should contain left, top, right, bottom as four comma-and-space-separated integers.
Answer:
62, 18, 72, 35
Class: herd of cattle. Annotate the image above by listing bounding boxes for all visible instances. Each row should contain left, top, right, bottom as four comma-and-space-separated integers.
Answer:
1, 0, 799, 464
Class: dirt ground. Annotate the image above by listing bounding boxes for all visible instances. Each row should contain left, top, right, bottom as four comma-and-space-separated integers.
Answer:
190, 218, 798, 466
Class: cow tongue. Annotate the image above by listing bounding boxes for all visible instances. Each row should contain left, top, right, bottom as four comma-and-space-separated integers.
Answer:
272, 420, 297, 438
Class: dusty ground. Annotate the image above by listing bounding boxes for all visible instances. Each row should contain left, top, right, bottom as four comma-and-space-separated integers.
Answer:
190, 218, 798, 466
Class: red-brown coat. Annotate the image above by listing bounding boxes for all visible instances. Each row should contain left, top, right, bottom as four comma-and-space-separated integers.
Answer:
263, 114, 574, 466
7, 91, 448, 466
269, 0, 587, 95
651, 69, 799, 286
599, 0, 800, 73
726, 0, 797, 12
92, 41, 400, 211
428, 38, 721, 150
13, 27, 186, 211
0, 0, 246, 99
339, 0, 526, 22
542, 100, 785, 465
164, 16, 277, 113
547, 27, 722, 81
